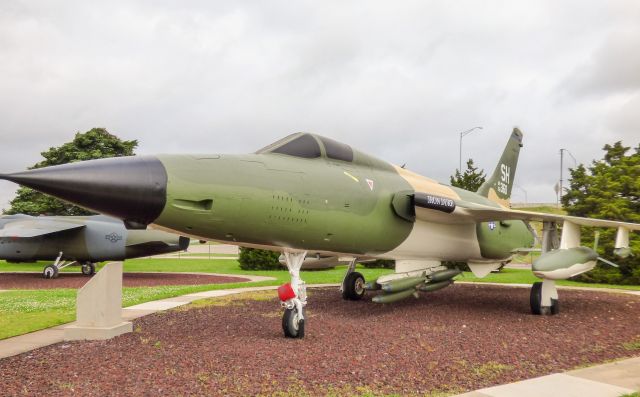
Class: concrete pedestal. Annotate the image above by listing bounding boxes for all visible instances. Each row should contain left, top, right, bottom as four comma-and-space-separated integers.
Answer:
64, 262, 132, 341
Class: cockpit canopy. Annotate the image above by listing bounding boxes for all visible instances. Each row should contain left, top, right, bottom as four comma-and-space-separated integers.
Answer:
256, 133, 354, 162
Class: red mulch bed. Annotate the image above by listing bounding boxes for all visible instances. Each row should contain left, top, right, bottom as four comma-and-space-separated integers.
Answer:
0, 272, 249, 289
1, 284, 639, 396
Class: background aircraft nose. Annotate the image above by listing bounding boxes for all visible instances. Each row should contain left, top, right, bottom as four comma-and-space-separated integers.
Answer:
0, 156, 167, 226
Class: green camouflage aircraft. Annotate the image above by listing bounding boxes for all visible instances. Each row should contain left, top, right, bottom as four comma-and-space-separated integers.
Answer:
1, 129, 638, 338
0, 214, 189, 278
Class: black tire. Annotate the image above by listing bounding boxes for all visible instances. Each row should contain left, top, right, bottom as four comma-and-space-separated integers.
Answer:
282, 307, 305, 338
530, 282, 542, 315
550, 298, 559, 315
43, 265, 59, 279
342, 272, 366, 301
81, 263, 96, 276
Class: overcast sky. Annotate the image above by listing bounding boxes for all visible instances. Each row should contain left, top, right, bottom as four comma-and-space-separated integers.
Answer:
1, 0, 639, 210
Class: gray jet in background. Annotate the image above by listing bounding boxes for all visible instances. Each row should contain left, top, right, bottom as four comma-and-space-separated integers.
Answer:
0, 214, 189, 278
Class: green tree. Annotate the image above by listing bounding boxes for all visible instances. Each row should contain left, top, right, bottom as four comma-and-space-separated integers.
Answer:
4, 128, 138, 216
562, 141, 640, 285
447, 159, 486, 271
450, 158, 486, 191
238, 247, 282, 270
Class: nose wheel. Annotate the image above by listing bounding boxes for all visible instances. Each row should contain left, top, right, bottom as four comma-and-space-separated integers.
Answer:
282, 306, 305, 338
43, 264, 59, 279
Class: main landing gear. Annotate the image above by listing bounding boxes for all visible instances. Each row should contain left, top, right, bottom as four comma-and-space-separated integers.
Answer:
278, 251, 308, 338
530, 280, 559, 315
341, 258, 365, 301
41, 251, 95, 279
81, 262, 96, 276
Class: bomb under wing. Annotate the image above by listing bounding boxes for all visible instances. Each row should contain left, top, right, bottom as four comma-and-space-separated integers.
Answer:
373, 268, 461, 302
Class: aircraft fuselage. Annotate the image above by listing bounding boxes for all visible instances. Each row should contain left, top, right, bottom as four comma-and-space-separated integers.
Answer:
153, 153, 533, 262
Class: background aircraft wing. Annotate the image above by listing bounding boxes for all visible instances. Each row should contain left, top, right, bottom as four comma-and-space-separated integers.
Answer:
0, 219, 85, 238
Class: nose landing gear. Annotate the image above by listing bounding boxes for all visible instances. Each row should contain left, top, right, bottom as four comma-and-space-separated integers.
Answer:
278, 251, 308, 338
41, 251, 96, 279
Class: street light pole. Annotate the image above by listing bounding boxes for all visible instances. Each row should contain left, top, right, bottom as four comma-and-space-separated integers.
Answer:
459, 126, 483, 172
559, 148, 577, 205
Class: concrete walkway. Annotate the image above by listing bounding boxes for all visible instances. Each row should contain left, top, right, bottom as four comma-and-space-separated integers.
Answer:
457, 357, 640, 396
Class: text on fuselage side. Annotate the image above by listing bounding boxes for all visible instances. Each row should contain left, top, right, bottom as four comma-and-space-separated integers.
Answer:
425, 195, 455, 208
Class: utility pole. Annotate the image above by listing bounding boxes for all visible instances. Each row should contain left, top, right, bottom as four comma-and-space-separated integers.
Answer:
459, 126, 483, 172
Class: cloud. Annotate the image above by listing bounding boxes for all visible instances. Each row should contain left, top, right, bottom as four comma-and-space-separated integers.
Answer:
1, 0, 639, 210
563, 28, 640, 97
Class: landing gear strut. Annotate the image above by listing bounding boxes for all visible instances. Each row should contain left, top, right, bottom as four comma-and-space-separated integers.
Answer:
341, 258, 365, 300
530, 280, 559, 315
43, 252, 64, 279
278, 251, 308, 338
41, 251, 80, 279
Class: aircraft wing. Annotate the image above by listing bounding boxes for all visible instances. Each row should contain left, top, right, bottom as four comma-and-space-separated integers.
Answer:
413, 192, 640, 231
457, 203, 640, 230
0, 219, 85, 238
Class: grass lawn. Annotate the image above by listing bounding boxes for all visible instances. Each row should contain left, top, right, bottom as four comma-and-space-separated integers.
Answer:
171, 253, 238, 257
517, 205, 567, 215
0, 257, 237, 273
0, 259, 393, 340
1, 259, 638, 340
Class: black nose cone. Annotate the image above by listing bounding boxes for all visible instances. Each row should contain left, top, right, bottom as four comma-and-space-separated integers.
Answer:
0, 156, 167, 225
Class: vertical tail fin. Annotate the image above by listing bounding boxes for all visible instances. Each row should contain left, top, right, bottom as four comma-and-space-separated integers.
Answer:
476, 127, 523, 207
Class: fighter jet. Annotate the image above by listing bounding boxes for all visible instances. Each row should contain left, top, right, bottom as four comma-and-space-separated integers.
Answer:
0, 214, 189, 278
1, 129, 638, 338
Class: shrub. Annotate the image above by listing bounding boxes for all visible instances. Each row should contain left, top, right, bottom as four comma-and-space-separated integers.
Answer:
444, 261, 471, 272
362, 259, 395, 269
238, 247, 282, 270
